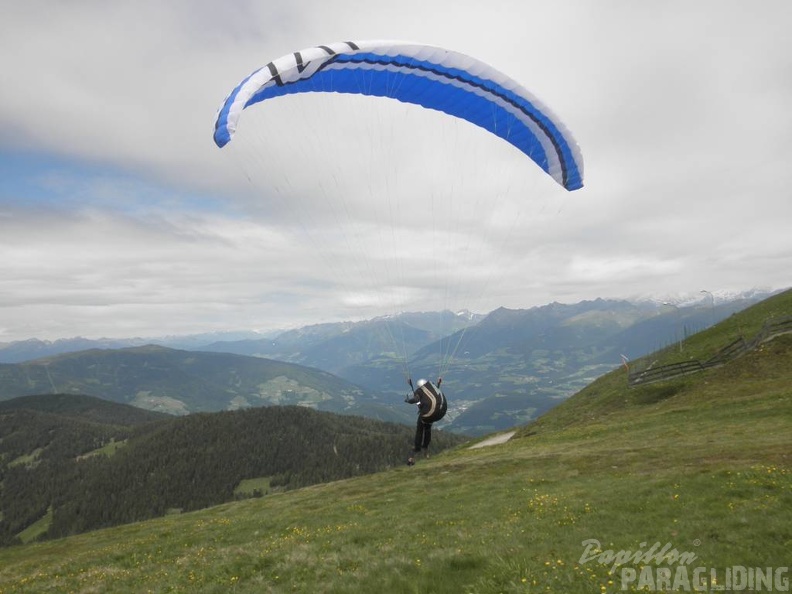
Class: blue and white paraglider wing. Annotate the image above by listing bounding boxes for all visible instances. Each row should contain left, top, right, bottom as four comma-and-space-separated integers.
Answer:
214, 40, 583, 191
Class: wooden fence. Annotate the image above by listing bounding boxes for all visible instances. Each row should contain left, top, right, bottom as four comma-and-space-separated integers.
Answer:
628, 316, 792, 387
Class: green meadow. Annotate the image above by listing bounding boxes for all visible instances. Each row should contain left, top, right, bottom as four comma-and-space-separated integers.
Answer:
1, 292, 790, 593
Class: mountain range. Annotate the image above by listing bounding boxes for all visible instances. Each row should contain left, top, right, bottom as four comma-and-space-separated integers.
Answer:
0, 345, 410, 424
0, 292, 779, 435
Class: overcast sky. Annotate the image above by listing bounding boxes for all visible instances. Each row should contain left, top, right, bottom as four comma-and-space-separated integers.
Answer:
1, 0, 790, 342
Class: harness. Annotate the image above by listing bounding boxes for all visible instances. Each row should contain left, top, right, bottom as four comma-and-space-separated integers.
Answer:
417, 383, 447, 422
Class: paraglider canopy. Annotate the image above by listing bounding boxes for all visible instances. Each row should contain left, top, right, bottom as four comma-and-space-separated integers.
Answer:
214, 40, 583, 191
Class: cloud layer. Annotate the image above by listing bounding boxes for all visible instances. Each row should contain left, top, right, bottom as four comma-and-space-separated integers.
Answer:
1, 0, 791, 341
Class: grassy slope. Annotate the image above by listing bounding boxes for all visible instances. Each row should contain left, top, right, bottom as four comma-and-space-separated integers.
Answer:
0, 293, 790, 593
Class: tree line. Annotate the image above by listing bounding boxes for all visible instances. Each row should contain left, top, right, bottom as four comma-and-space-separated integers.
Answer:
0, 402, 466, 546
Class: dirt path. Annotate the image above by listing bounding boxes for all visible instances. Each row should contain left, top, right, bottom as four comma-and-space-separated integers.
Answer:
468, 430, 516, 449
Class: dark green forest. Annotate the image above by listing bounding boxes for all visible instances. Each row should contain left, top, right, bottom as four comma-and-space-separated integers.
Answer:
0, 395, 466, 547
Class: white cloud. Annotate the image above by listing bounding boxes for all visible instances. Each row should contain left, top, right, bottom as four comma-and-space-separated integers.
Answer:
1, 0, 790, 341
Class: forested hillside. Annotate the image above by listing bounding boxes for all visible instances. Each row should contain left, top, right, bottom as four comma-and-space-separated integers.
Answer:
0, 393, 170, 425
0, 395, 465, 546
